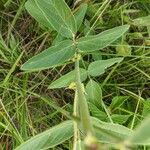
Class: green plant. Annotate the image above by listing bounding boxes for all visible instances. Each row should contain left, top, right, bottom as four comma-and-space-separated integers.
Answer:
12, 0, 150, 150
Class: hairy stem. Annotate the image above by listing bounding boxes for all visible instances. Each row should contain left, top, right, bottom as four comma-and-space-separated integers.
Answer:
73, 90, 81, 150
75, 53, 93, 135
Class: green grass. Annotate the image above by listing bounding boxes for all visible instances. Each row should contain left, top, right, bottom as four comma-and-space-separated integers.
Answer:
0, 0, 150, 149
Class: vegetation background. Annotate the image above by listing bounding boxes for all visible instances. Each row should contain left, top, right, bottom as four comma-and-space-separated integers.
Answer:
0, 0, 150, 149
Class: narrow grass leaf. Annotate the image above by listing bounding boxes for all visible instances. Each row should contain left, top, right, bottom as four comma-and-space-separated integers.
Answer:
3, 51, 24, 85
77, 25, 130, 52
15, 121, 73, 150
88, 57, 123, 77
25, 0, 77, 38
48, 68, 87, 89
129, 117, 150, 145
21, 40, 75, 71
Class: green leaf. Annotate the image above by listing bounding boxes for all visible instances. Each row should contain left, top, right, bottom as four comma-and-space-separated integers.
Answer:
133, 15, 150, 26
92, 52, 102, 61
25, 0, 77, 38
21, 40, 75, 71
25, 0, 53, 30
109, 96, 129, 112
116, 42, 132, 56
74, 3, 87, 30
129, 117, 150, 145
86, 79, 102, 107
83, 19, 94, 35
48, 68, 87, 89
88, 57, 123, 77
15, 120, 73, 150
77, 25, 130, 52
52, 33, 66, 46
89, 103, 106, 120
111, 114, 130, 124
92, 117, 133, 143
142, 100, 150, 117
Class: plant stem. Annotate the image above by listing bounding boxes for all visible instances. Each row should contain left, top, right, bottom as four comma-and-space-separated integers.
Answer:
73, 90, 81, 150
147, 25, 150, 37
75, 53, 93, 135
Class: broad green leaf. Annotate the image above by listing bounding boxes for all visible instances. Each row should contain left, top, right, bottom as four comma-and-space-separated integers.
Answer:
25, 0, 77, 38
89, 103, 106, 121
129, 117, 150, 145
21, 40, 75, 71
111, 114, 130, 124
88, 58, 123, 77
92, 52, 102, 61
109, 96, 129, 112
142, 100, 150, 117
83, 19, 95, 35
92, 117, 133, 143
48, 68, 87, 89
52, 33, 66, 46
133, 15, 150, 26
89, 102, 130, 124
74, 3, 87, 30
86, 79, 102, 107
25, 0, 53, 30
15, 121, 73, 150
77, 25, 130, 52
